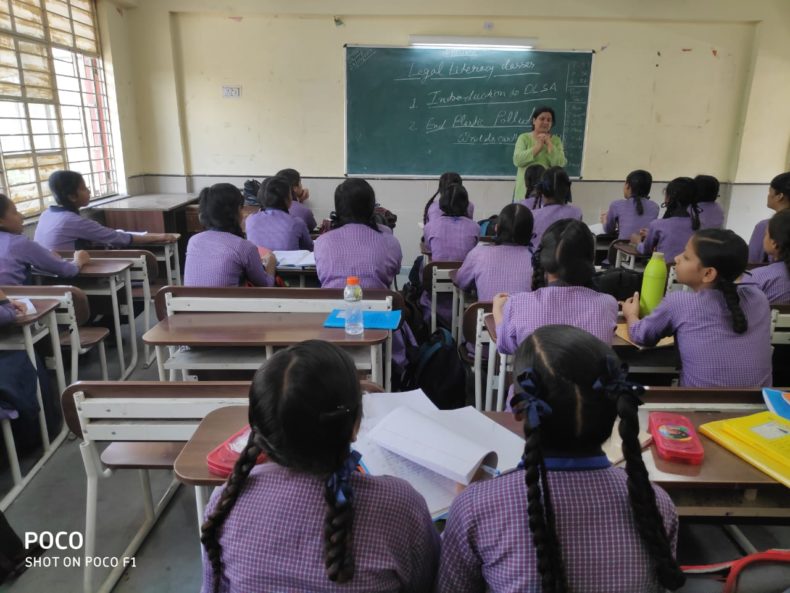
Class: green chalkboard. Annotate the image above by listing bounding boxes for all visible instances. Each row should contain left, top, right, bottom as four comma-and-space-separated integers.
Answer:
346, 46, 591, 177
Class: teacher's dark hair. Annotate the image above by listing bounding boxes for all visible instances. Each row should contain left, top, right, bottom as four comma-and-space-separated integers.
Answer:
531, 106, 556, 130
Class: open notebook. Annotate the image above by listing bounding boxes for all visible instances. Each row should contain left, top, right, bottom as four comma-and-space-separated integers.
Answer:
354, 391, 651, 518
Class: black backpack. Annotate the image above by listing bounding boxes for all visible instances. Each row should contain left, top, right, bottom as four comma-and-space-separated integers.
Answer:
401, 328, 469, 409
592, 268, 643, 301
399, 280, 430, 346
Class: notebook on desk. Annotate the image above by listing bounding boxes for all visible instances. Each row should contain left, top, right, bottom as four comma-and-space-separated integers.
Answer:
324, 309, 401, 330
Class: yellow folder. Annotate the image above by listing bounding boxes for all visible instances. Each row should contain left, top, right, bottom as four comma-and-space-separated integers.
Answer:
699, 412, 790, 488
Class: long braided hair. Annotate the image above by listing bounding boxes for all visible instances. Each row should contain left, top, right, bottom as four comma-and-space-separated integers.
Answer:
531, 219, 595, 290
663, 177, 700, 231
512, 325, 686, 593
626, 169, 653, 216
767, 209, 790, 277
423, 172, 462, 223
200, 341, 363, 592
693, 229, 749, 333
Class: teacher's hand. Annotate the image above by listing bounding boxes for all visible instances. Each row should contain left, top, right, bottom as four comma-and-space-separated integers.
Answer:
543, 134, 554, 153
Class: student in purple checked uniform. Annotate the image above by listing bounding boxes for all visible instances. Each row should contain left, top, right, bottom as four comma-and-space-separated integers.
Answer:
693, 174, 725, 229
423, 171, 474, 224
493, 219, 618, 355
277, 168, 318, 232
184, 184, 275, 287
245, 176, 313, 251
602, 169, 659, 240
530, 167, 582, 248
634, 176, 700, 262
438, 325, 685, 593
745, 209, 790, 304
624, 229, 772, 387
747, 171, 789, 263
200, 341, 439, 593
517, 163, 545, 210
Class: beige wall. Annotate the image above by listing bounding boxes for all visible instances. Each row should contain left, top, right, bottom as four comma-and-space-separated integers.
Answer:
96, 0, 790, 261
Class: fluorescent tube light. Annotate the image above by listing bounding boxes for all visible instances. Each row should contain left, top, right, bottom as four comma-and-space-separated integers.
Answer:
409, 35, 536, 50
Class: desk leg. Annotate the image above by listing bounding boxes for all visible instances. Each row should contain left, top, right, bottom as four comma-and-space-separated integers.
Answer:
370, 344, 381, 387
155, 345, 167, 381
497, 354, 508, 411
123, 269, 138, 379
451, 289, 459, 344
173, 243, 182, 285
109, 274, 126, 380
473, 342, 483, 410
45, 310, 66, 395
194, 485, 209, 532
485, 341, 497, 411
384, 334, 391, 391
23, 326, 50, 451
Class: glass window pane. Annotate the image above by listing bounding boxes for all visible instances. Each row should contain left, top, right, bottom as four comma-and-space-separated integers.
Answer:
37, 152, 64, 166
70, 0, 91, 12
20, 51, 47, 71
4, 154, 32, 168
0, 81, 21, 96
12, 2, 43, 22
56, 74, 78, 91
0, 100, 22, 116
6, 166, 34, 184
74, 35, 95, 53
27, 102, 54, 118
45, 0, 68, 16
50, 28, 73, 47
26, 86, 52, 99
1, 133, 29, 151
0, 63, 19, 83
22, 69, 50, 87
47, 13, 70, 32
66, 147, 87, 161
72, 21, 92, 40
0, 117, 26, 133
32, 133, 58, 149
71, 7, 92, 26
16, 198, 43, 216
30, 118, 56, 133
52, 58, 75, 77
0, 48, 15, 66
9, 181, 39, 200
64, 132, 83, 147
15, 19, 44, 39
58, 89, 79, 105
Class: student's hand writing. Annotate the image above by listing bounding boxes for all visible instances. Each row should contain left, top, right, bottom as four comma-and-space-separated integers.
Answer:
622, 292, 640, 322
73, 250, 91, 268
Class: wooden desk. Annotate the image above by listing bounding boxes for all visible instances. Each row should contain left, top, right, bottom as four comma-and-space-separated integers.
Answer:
0, 299, 67, 509
143, 312, 388, 385
38, 260, 137, 380
94, 194, 196, 284
175, 402, 788, 522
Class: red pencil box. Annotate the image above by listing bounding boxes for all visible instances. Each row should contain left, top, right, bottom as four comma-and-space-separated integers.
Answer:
648, 412, 704, 465
206, 425, 267, 478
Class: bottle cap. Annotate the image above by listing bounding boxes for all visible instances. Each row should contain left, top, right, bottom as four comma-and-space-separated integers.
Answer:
346, 276, 360, 285
652, 252, 665, 260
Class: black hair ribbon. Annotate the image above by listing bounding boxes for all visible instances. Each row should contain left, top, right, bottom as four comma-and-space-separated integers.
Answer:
592, 356, 644, 407
511, 368, 553, 428
326, 450, 362, 507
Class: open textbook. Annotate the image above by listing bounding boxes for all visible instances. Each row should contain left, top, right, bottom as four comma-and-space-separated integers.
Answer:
354, 390, 652, 518
273, 250, 316, 267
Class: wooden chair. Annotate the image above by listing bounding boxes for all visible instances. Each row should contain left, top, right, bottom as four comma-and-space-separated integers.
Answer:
1, 285, 109, 383
61, 381, 250, 593
421, 260, 462, 334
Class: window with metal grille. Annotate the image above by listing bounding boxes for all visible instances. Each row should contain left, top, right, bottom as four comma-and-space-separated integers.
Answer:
0, 0, 116, 218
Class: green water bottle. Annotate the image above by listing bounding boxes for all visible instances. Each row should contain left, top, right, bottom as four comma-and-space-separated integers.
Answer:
639, 252, 667, 317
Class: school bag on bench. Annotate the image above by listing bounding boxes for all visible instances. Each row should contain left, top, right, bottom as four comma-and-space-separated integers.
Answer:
592, 267, 644, 301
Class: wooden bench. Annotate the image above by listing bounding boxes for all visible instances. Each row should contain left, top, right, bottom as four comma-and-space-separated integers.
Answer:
150, 286, 402, 389
61, 380, 250, 593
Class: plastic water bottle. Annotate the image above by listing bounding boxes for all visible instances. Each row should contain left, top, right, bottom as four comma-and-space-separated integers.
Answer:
343, 276, 364, 336
639, 252, 668, 317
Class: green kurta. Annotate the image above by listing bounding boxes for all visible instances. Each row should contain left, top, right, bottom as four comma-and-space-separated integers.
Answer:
512, 132, 567, 200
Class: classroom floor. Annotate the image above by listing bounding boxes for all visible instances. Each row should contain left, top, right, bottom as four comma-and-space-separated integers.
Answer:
1, 314, 788, 593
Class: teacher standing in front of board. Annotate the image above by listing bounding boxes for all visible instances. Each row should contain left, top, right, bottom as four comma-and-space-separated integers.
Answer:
512, 106, 567, 201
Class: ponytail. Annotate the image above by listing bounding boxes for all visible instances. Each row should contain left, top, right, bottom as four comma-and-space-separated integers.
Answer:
422, 190, 439, 225
426, 172, 463, 223
633, 195, 644, 216
693, 229, 749, 334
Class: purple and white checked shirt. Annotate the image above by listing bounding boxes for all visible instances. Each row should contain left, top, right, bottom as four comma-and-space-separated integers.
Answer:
200, 462, 439, 593
496, 286, 618, 354
184, 230, 273, 287
744, 262, 790, 304
423, 216, 479, 262
0, 300, 17, 325
437, 467, 678, 593
531, 204, 583, 247
314, 224, 402, 289
628, 285, 772, 387
454, 243, 533, 302
0, 231, 78, 285
245, 209, 313, 251
425, 200, 475, 223
748, 219, 769, 264
695, 202, 725, 229
604, 198, 660, 240
517, 196, 538, 210
289, 200, 317, 231
34, 206, 132, 251
637, 217, 696, 262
